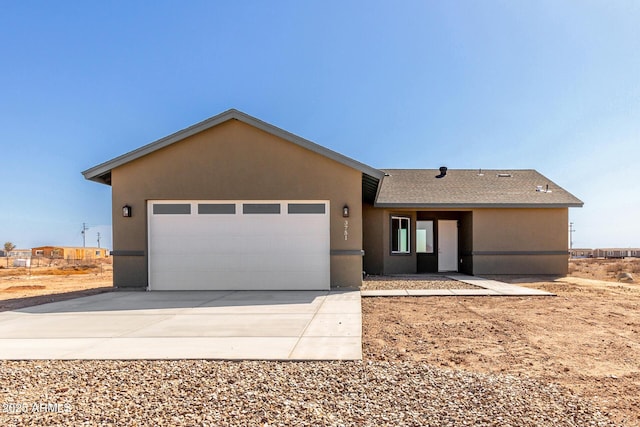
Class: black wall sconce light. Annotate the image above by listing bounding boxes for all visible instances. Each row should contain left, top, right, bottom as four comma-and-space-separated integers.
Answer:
122, 205, 132, 217
342, 204, 349, 218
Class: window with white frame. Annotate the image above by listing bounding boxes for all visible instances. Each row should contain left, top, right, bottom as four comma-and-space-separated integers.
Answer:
391, 216, 411, 254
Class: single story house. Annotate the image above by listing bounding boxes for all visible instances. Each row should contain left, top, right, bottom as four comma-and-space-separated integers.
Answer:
31, 246, 109, 260
83, 109, 583, 290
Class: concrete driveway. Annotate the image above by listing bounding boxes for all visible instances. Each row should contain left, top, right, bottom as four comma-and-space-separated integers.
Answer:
0, 290, 361, 360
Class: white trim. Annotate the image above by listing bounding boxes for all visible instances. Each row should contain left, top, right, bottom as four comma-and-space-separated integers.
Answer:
391, 216, 411, 254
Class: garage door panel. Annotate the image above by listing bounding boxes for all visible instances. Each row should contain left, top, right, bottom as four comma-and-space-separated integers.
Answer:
243, 255, 281, 272
150, 271, 196, 290
288, 242, 328, 252
152, 272, 329, 291
148, 200, 330, 290
152, 254, 238, 272
277, 272, 329, 290
153, 234, 247, 254
291, 256, 329, 271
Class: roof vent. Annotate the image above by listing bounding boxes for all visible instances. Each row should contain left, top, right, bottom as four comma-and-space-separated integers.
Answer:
497, 173, 512, 178
536, 184, 552, 193
435, 166, 447, 179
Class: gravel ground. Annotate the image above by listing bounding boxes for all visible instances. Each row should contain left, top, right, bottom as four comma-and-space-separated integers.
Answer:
362, 275, 480, 290
0, 360, 614, 426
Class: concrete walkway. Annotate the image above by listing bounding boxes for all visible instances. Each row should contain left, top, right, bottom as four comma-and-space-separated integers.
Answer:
360, 274, 555, 297
0, 290, 362, 360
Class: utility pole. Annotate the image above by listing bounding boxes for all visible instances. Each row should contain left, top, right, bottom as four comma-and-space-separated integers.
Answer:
81, 223, 89, 248
569, 222, 575, 255
97, 232, 101, 248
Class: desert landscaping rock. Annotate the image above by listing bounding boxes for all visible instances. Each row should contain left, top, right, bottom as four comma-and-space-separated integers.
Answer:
0, 360, 615, 426
362, 275, 479, 291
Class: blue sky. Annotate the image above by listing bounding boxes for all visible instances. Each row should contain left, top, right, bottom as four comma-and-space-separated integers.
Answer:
1, 1, 638, 250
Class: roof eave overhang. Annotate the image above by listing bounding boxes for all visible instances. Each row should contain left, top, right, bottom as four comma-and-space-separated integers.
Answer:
373, 202, 584, 209
83, 171, 111, 185
82, 109, 385, 185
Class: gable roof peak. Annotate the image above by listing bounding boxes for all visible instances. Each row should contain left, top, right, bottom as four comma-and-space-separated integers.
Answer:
82, 108, 384, 185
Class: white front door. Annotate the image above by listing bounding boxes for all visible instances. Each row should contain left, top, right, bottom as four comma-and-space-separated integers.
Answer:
438, 220, 458, 272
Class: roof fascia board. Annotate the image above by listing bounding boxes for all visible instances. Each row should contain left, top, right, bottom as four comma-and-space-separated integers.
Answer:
82, 109, 384, 183
374, 202, 584, 209
372, 174, 385, 205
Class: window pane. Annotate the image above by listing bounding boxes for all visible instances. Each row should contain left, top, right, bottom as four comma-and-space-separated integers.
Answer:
153, 204, 191, 215
392, 219, 400, 251
416, 221, 434, 253
198, 204, 236, 214
288, 203, 326, 214
398, 226, 408, 251
243, 203, 281, 214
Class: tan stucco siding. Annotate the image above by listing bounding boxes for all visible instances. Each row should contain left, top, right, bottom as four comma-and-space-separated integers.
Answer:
111, 119, 363, 288
472, 208, 569, 274
473, 254, 568, 275
363, 207, 568, 276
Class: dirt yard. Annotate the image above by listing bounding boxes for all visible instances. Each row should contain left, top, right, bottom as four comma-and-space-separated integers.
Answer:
569, 257, 640, 282
0, 261, 113, 311
1, 258, 639, 425
363, 272, 640, 426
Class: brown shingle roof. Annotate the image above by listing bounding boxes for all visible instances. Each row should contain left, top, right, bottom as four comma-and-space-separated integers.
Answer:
375, 169, 583, 208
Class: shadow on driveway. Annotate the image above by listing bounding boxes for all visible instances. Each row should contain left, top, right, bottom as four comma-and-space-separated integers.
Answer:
0, 287, 114, 312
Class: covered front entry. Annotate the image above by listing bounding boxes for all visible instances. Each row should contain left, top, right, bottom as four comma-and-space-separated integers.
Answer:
416, 211, 472, 274
148, 200, 330, 290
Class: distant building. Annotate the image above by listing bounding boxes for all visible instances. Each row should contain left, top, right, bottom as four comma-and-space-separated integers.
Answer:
13, 258, 31, 267
570, 248, 640, 259
31, 246, 109, 260
593, 248, 640, 259
6, 249, 32, 258
570, 248, 594, 258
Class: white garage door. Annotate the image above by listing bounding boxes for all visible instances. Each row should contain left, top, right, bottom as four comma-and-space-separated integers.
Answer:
148, 200, 330, 290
